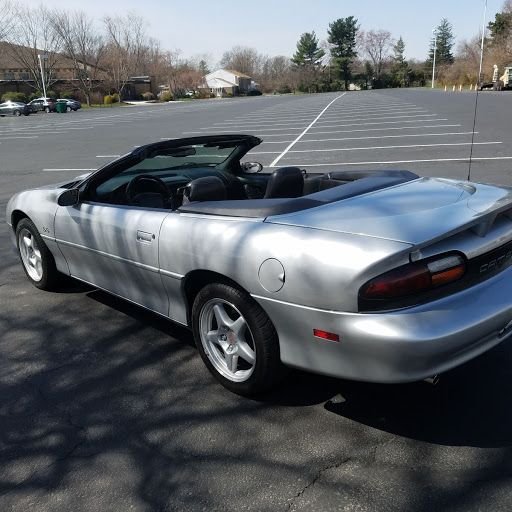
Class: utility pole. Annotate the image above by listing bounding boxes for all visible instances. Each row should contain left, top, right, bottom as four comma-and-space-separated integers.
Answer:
431, 29, 438, 89
38, 54, 48, 98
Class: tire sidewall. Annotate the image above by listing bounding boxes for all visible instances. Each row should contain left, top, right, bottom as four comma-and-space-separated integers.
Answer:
192, 282, 280, 395
15, 218, 56, 290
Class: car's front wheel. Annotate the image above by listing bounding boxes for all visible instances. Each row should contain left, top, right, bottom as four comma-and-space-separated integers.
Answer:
13, 110, 21, 116
192, 282, 284, 395
45, 106, 50, 113
16, 218, 60, 290
66, 106, 71, 112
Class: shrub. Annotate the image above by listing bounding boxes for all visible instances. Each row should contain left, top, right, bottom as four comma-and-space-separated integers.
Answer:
60, 91, 75, 99
159, 91, 173, 102
103, 94, 113, 105
46, 90, 57, 99
29, 92, 41, 101
141, 91, 155, 101
1, 91, 28, 103
111, 93, 120, 103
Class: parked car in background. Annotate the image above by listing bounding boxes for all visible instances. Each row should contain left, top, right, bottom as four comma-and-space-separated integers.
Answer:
57, 98, 81, 111
28, 97, 57, 113
0, 101, 31, 116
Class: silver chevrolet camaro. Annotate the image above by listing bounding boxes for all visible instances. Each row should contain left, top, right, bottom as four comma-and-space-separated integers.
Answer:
6, 135, 512, 395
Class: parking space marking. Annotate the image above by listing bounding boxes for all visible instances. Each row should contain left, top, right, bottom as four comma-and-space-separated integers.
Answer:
274, 156, 512, 168
96, 155, 121, 158
259, 124, 461, 137
0, 135, 39, 139
261, 131, 478, 144
212, 113, 436, 129
42, 168, 95, 172
270, 93, 346, 167
226, 107, 426, 122
253, 141, 502, 155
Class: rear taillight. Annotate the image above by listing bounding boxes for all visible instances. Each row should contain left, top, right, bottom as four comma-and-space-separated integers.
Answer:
359, 253, 466, 309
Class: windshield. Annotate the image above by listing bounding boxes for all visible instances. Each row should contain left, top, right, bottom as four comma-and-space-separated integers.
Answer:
94, 140, 243, 197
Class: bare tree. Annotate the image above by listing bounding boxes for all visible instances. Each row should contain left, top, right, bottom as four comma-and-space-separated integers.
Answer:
6, 4, 63, 93
363, 29, 393, 79
219, 46, 261, 76
53, 11, 105, 105
0, 0, 15, 40
102, 13, 149, 97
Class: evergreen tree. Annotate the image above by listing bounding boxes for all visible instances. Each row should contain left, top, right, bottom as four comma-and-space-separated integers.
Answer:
198, 59, 210, 76
488, 9, 512, 44
429, 18, 455, 65
327, 16, 359, 91
392, 36, 409, 86
291, 32, 325, 67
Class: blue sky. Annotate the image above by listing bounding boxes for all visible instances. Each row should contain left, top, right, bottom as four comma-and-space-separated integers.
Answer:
26, 0, 500, 63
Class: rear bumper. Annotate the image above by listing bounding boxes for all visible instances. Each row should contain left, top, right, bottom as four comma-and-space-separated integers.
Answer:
253, 266, 512, 383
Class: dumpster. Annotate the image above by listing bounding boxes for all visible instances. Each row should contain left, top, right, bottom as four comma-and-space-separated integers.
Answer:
55, 101, 67, 113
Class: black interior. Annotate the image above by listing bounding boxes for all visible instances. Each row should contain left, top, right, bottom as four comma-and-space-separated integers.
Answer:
87, 158, 419, 218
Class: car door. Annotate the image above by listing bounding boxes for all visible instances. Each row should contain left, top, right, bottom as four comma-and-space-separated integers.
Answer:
54, 201, 171, 316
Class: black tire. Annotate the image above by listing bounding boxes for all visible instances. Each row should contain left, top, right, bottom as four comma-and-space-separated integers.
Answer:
13, 110, 21, 116
192, 282, 285, 395
66, 106, 71, 112
45, 106, 50, 113
15, 218, 60, 290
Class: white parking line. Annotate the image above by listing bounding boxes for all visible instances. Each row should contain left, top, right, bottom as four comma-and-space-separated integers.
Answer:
229, 107, 426, 122
253, 141, 502, 155
212, 113, 437, 130
259, 124, 461, 137
272, 156, 512, 168
0, 136, 39, 139
96, 155, 121, 158
270, 93, 346, 167
261, 132, 478, 144
42, 168, 95, 172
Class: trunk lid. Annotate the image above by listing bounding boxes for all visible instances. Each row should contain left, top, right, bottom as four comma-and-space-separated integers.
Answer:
266, 177, 512, 247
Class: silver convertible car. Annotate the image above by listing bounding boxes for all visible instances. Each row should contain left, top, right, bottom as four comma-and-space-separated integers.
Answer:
7, 135, 512, 395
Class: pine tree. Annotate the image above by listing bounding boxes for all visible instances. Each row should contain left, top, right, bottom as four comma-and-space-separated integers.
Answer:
291, 32, 325, 67
429, 18, 455, 65
198, 60, 210, 76
327, 16, 359, 91
392, 36, 409, 86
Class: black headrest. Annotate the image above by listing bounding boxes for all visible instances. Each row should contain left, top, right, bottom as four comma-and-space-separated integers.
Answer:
264, 167, 304, 199
183, 176, 227, 203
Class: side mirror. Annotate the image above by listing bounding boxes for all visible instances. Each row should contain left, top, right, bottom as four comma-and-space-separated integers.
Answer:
58, 188, 80, 206
241, 161, 263, 174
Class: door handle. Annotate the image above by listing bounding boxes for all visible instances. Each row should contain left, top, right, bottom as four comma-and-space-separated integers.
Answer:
136, 230, 155, 243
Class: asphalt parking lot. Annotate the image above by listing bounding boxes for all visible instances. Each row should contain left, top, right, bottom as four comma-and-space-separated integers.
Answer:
2, 90, 512, 511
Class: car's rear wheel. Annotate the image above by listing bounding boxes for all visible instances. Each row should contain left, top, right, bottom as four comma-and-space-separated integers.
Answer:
13, 110, 21, 116
192, 282, 284, 395
66, 106, 71, 112
16, 218, 60, 290
45, 106, 50, 113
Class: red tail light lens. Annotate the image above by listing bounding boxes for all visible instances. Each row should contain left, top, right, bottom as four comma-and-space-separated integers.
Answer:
360, 253, 466, 305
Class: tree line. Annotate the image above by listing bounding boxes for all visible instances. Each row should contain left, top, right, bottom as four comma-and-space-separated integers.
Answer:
0, 0, 511, 104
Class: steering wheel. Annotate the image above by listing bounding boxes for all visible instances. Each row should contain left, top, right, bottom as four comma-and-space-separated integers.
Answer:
125, 174, 170, 205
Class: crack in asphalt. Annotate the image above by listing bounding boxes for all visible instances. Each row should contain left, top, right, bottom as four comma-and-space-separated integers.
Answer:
286, 456, 352, 511
285, 436, 398, 511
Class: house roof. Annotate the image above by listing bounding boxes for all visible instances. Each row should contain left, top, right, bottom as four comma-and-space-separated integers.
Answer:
224, 69, 251, 78
205, 68, 252, 81
0, 41, 86, 71
206, 76, 237, 88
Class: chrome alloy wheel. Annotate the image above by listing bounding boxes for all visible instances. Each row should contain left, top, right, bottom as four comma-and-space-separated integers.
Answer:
18, 228, 43, 282
199, 298, 256, 382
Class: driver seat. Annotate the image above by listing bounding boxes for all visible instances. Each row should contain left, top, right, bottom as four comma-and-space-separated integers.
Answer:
264, 167, 304, 199
181, 176, 228, 205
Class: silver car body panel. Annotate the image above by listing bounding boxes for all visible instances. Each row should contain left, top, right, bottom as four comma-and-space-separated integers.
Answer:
7, 171, 512, 383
